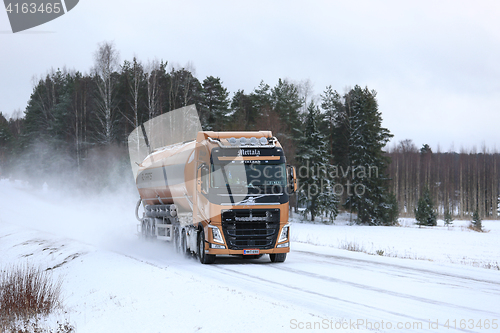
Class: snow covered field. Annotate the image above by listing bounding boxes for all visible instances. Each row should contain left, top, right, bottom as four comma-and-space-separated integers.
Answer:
292, 213, 500, 269
1, 179, 499, 332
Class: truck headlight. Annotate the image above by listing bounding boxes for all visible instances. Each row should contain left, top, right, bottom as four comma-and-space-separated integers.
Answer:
278, 224, 290, 243
209, 225, 224, 244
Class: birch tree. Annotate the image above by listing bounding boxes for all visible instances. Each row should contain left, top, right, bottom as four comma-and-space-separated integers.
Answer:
145, 59, 161, 122
92, 41, 119, 145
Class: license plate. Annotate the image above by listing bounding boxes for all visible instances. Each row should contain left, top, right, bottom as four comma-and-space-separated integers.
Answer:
243, 249, 260, 255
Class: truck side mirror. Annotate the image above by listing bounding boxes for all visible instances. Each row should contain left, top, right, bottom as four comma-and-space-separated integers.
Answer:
286, 165, 297, 194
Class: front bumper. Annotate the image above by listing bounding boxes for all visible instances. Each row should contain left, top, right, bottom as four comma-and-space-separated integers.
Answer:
206, 245, 290, 255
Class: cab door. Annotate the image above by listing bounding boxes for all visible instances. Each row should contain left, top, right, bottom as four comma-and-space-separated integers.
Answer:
196, 163, 210, 223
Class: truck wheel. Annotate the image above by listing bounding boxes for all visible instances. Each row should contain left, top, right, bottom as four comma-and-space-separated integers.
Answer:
173, 227, 180, 253
270, 253, 287, 263
198, 229, 215, 264
181, 229, 189, 257
142, 218, 154, 240
150, 218, 156, 239
141, 220, 148, 239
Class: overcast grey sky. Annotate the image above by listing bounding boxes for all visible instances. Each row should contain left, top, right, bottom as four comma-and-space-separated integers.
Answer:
1, 0, 499, 151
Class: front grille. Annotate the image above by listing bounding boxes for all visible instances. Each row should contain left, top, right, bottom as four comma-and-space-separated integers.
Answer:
221, 209, 280, 249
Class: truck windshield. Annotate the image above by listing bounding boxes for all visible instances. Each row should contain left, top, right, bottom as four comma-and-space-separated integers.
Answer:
211, 163, 286, 188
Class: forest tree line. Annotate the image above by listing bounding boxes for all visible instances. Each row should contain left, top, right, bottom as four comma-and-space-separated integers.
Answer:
387, 141, 500, 219
0, 42, 498, 222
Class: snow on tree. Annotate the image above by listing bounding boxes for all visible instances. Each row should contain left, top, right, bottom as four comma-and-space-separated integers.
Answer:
340, 86, 395, 225
296, 101, 338, 222
471, 209, 483, 231
320, 85, 348, 165
497, 196, 500, 217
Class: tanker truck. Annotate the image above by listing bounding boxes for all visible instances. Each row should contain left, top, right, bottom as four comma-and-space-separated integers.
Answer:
128, 105, 297, 264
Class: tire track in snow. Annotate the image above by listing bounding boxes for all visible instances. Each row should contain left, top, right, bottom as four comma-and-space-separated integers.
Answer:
270, 264, 500, 318
291, 249, 500, 298
211, 264, 478, 333
294, 249, 500, 287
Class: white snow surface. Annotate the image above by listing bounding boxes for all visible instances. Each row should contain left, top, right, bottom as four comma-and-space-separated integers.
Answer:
1, 179, 500, 332
291, 213, 500, 269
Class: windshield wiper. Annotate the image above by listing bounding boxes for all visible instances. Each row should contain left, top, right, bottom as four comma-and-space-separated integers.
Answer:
220, 166, 235, 205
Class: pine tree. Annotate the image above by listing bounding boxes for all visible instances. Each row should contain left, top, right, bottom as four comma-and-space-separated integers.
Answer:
320, 86, 351, 218
0, 112, 13, 173
342, 86, 394, 225
230, 90, 255, 130
271, 78, 303, 136
320, 86, 347, 164
444, 208, 454, 226
0, 113, 13, 144
200, 76, 230, 131
420, 144, 432, 154
251, 81, 272, 116
415, 187, 437, 226
472, 209, 483, 231
295, 102, 338, 221
379, 192, 399, 225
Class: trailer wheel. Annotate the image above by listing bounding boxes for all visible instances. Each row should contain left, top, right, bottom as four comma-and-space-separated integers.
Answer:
148, 218, 156, 240
141, 220, 148, 239
173, 227, 180, 253
198, 229, 215, 264
142, 218, 154, 240
270, 253, 287, 263
181, 229, 189, 257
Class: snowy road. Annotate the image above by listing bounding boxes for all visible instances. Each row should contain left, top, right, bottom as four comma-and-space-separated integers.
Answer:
2, 222, 500, 332
1, 180, 499, 332
119, 241, 500, 333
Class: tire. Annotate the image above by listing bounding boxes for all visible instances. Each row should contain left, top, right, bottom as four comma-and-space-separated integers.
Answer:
173, 227, 180, 253
141, 220, 148, 239
181, 229, 189, 257
270, 253, 287, 263
198, 229, 216, 264
142, 218, 154, 240
150, 219, 156, 240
